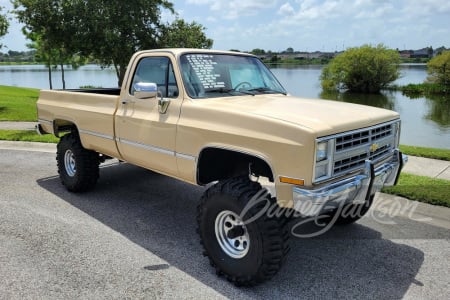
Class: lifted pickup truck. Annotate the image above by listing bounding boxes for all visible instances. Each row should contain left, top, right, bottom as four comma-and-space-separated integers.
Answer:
37, 48, 407, 286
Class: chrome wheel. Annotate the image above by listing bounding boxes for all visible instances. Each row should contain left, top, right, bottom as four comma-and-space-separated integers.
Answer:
64, 149, 76, 177
215, 210, 250, 259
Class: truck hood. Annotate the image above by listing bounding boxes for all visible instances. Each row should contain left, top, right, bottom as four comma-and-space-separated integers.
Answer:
203, 94, 399, 136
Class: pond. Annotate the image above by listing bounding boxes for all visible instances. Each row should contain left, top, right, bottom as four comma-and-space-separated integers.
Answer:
1, 63, 449, 149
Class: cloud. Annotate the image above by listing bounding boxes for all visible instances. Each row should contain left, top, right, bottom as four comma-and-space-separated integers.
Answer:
278, 3, 295, 16
187, 0, 278, 19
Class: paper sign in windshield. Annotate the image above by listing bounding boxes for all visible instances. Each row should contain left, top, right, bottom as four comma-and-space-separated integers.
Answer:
186, 55, 226, 89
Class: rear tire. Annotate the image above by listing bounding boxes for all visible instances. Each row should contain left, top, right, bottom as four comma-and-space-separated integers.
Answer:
56, 133, 99, 192
197, 177, 290, 286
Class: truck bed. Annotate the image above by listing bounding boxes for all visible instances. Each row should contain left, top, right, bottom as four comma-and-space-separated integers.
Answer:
37, 88, 121, 158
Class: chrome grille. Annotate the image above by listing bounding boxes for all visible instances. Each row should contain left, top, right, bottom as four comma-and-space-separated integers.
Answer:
332, 122, 397, 176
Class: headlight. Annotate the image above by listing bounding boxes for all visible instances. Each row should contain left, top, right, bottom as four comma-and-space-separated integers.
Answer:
314, 164, 328, 179
316, 141, 328, 162
314, 139, 333, 182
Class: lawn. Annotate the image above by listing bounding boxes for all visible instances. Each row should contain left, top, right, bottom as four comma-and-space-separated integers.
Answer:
382, 173, 450, 207
0, 85, 40, 121
399, 145, 450, 161
0, 130, 59, 143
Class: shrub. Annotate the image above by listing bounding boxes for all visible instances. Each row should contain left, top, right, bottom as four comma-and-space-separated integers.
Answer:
427, 51, 450, 88
320, 44, 400, 93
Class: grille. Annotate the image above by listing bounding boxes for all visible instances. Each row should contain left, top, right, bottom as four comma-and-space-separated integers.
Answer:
332, 122, 396, 176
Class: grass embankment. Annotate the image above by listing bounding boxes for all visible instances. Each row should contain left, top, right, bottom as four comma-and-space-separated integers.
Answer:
0, 85, 39, 121
0, 85, 449, 206
382, 146, 450, 207
399, 145, 450, 161
0, 130, 59, 143
382, 173, 450, 207
0, 85, 57, 143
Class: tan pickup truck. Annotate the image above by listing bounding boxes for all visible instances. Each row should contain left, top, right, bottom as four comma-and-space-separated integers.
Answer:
37, 48, 407, 286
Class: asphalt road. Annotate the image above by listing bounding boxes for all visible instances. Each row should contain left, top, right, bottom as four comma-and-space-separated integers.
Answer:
0, 149, 449, 299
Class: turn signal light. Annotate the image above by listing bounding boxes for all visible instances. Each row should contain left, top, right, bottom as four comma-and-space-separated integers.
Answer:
279, 176, 305, 186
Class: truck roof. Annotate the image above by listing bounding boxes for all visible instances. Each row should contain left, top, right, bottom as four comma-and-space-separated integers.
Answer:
134, 48, 256, 58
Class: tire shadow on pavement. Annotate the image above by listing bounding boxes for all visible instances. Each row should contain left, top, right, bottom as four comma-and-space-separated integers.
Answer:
37, 162, 426, 299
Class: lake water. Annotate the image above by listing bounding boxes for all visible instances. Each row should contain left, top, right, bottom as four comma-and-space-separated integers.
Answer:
1, 63, 449, 149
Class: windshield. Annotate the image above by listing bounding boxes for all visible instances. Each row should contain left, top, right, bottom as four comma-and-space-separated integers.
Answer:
180, 53, 287, 99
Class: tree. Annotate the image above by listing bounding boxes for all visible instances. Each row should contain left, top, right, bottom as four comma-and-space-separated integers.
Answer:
13, 0, 86, 89
0, 7, 9, 48
427, 51, 450, 89
26, 33, 56, 89
13, 0, 213, 87
320, 44, 400, 93
160, 19, 212, 49
427, 46, 434, 58
286, 47, 294, 53
251, 48, 265, 55
71, 0, 175, 86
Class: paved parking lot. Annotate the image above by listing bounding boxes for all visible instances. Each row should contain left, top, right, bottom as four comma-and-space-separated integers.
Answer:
0, 149, 449, 299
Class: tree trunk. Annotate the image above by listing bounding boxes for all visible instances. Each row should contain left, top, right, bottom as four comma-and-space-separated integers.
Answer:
118, 66, 126, 88
48, 64, 53, 90
61, 62, 66, 90
113, 63, 124, 87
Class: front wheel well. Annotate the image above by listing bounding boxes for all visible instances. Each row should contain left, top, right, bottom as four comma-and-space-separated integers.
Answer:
197, 147, 274, 185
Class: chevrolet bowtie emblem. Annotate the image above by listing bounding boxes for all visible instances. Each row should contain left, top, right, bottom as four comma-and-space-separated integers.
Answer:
370, 143, 379, 152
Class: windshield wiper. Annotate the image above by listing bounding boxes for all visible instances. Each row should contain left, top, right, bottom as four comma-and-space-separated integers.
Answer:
247, 87, 287, 95
206, 88, 255, 96
206, 87, 235, 93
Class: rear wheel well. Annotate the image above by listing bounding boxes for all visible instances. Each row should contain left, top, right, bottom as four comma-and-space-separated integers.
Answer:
53, 119, 78, 137
197, 148, 273, 185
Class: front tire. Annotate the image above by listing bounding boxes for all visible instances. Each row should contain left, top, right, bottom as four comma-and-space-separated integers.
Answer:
197, 177, 290, 286
56, 133, 99, 192
326, 195, 374, 225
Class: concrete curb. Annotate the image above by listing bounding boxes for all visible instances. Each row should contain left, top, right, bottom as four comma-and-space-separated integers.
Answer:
0, 121, 37, 131
403, 156, 450, 180
0, 140, 56, 153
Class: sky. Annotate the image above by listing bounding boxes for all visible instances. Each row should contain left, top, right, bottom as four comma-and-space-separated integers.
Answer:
1, 0, 449, 53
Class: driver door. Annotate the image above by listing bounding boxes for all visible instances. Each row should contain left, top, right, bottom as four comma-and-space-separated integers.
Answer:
115, 55, 181, 177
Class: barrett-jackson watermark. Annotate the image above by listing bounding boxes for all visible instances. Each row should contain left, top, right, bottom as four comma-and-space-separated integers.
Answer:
239, 188, 432, 238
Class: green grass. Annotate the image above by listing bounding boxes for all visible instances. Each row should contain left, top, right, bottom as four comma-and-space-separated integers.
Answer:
0, 130, 59, 143
0, 85, 40, 121
399, 83, 450, 96
382, 173, 450, 207
400, 145, 450, 161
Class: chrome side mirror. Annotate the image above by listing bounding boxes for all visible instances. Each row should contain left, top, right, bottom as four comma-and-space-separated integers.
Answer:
134, 82, 157, 99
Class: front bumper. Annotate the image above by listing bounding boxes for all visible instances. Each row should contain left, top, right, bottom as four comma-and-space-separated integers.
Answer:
292, 149, 407, 216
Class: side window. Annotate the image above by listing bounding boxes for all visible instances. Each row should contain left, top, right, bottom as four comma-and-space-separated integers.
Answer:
130, 57, 179, 98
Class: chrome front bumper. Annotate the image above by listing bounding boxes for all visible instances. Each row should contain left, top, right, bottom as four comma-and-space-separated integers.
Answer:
292, 149, 407, 216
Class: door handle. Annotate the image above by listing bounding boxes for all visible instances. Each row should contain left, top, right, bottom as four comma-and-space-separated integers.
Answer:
159, 97, 171, 114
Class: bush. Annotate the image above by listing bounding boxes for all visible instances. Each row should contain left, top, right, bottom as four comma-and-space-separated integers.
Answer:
320, 44, 400, 93
400, 82, 449, 97
427, 51, 450, 88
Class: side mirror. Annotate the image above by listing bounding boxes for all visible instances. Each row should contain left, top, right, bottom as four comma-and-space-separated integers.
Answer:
134, 82, 157, 99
